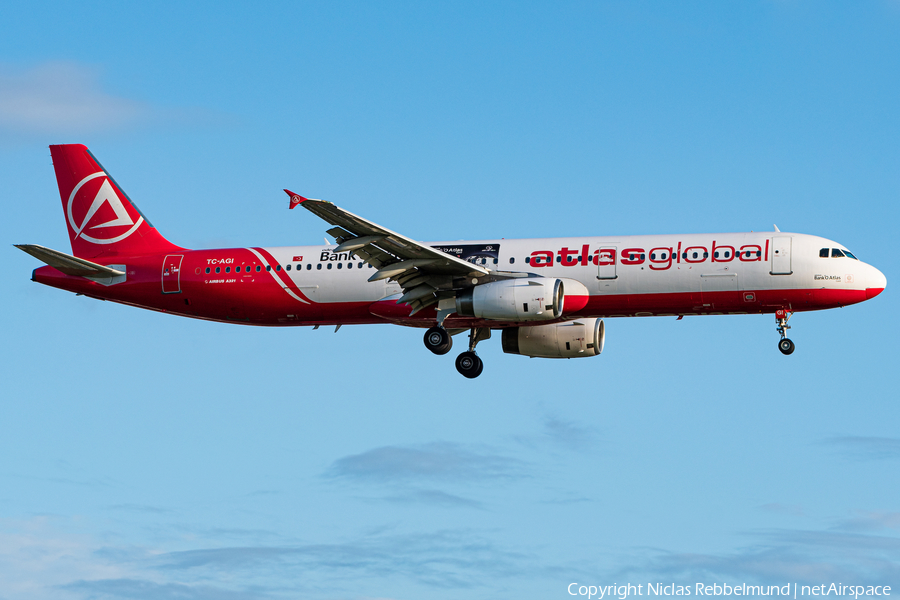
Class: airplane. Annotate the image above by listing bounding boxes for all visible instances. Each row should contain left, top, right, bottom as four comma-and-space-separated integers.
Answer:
17, 144, 886, 378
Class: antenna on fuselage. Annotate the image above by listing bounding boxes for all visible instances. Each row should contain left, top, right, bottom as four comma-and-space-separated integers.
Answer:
773, 224, 781, 232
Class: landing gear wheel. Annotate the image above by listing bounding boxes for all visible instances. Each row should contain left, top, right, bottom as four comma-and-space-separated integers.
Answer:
778, 338, 795, 355
455, 351, 484, 378
424, 326, 452, 355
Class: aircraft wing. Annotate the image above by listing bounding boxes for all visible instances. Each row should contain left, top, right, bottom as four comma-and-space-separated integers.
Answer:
15, 244, 125, 278
285, 190, 502, 314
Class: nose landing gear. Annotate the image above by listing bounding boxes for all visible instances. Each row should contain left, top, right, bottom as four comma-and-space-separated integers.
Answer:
775, 309, 795, 355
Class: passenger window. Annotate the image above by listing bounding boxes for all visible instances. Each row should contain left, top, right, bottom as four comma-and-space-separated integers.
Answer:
832, 248, 845, 258
317, 264, 322, 270
327, 263, 332, 269
703, 252, 708, 258
556, 256, 561, 263
215, 267, 220, 273
307, 264, 312, 270
493, 258, 498, 264
286, 264, 291, 271
246, 266, 251, 273
347, 262, 352, 269
337, 263, 342, 269
509, 257, 515, 264
358, 262, 364, 268
820, 248, 829, 258
225, 267, 230, 273
255, 265, 261, 272
205, 267, 210, 274
651, 253, 657, 259
266, 265, 271, 271
713, 252, 718, 258
692, 252, 698, 259
525, 257, 531, 264
276, 265, 281, 271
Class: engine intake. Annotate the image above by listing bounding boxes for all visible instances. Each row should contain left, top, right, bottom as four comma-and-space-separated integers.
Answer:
501, 318, 605, 359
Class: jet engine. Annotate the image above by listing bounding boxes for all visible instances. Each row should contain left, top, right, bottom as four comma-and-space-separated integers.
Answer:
455, 277, 588, 322
501, 318, 605, 359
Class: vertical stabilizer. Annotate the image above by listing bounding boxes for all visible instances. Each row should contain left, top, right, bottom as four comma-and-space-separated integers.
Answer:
49, 144, 183, 258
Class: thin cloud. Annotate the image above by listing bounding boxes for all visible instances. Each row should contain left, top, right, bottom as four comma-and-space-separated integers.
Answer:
0, 61, 232, 137
325, 442, 525, 483
514, 415, 597, 452
154, 530, 536, 588
617, 528, 900, 585
819, 436, 900, 460
379, 489, 483, 509
835, 511, 900, 533
61, 578, 269, 600
0, 62, 146, 135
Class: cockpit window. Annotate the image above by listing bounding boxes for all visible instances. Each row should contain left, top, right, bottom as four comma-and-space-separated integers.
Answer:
831, 248, 845, 258
819, 248, 829, 258
843, 250, 858, 260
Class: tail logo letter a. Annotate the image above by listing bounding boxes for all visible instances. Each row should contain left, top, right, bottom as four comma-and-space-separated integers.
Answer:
66, 172, 144, 244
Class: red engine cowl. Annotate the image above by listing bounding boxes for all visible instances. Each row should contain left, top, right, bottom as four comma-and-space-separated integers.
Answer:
501, 318, 605, 359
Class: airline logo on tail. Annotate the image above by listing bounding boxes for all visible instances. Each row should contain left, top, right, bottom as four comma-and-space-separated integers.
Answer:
67, 172, 144, 244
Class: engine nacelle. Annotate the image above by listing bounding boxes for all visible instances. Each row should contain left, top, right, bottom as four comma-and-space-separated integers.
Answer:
501, 318, 605, 359
456, 277, 568, 322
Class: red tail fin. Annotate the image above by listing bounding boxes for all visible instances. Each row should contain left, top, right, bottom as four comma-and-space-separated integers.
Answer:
50, 144, 183, 259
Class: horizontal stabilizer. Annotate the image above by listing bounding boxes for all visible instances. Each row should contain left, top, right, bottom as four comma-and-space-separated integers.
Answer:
15, 244, 125, 278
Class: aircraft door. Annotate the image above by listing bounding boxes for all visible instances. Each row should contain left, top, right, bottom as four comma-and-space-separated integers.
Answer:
597, 247, 617, 280
162, 254, 184, 293
770, 237, 792, 275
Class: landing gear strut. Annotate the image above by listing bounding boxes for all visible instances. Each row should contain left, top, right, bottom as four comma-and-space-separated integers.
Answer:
456, 327, 490, 378
775, 309, 795, 355
424, 326, 452, 355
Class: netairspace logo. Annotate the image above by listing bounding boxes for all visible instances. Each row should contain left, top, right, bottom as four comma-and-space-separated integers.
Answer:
567, 583, 892, 600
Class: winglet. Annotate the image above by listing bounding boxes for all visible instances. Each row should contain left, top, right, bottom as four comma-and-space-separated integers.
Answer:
284, 189, 307, 210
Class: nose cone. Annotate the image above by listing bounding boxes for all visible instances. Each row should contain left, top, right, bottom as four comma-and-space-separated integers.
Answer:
866, 266, 886, 300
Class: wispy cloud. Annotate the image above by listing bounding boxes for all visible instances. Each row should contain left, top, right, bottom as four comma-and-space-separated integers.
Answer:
617, 527, 900, 584
379, 489, 483, 509
514, 415, 597, 452
819, 436, 900, 460
325, 442, 526, 483
61, 578, 267, 600
834, 511, 900, 534
0, 61, 230, 137
0, 62, 146, 135
0, 519, 547, 597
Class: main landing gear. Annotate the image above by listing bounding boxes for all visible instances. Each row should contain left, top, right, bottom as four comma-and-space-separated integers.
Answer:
423, 326, 490, 378
424, 326, 452, 355
456, 327, 490, 379
775, 309, 795, 355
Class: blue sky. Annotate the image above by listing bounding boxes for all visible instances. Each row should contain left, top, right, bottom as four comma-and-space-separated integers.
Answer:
1, 2, 899, 599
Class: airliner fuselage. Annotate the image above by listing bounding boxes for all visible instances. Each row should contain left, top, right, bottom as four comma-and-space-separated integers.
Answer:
20, 145, 886, 378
